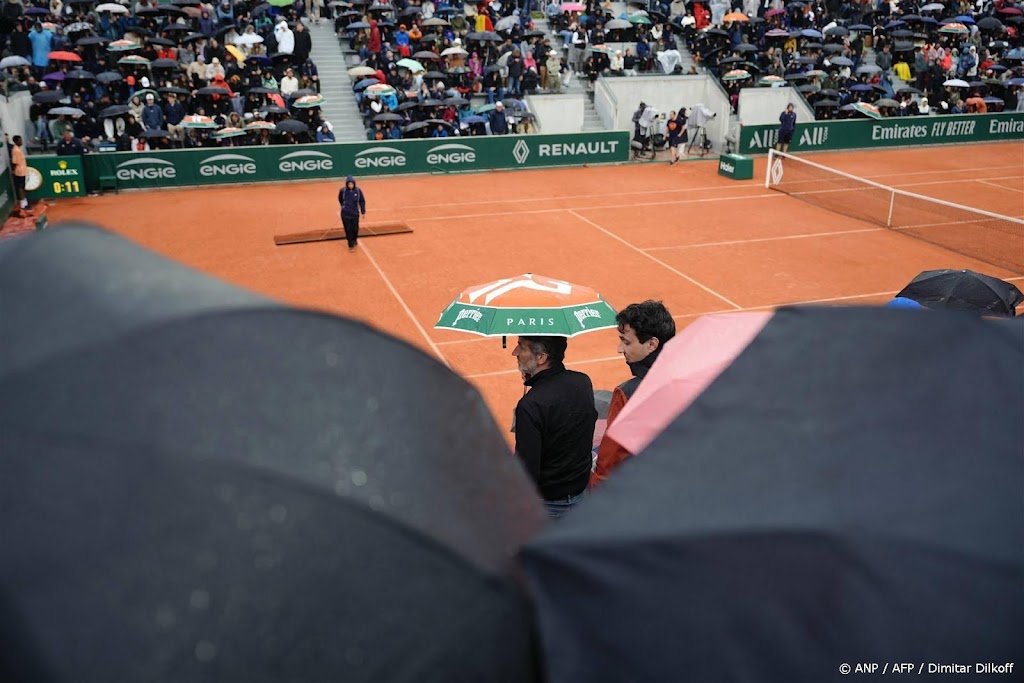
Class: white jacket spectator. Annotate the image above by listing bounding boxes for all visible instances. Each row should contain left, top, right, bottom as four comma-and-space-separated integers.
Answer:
280, 70, 299, 96
275, 20, 294, 54
205, 56, 225, 80
610, 50, 624, 72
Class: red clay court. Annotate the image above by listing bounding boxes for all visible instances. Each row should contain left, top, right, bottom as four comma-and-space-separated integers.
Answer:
42, 141, 1024, 429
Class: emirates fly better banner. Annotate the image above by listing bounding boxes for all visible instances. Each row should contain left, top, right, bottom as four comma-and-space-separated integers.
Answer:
738, 112, 1024, 154
75, 131, 630, 191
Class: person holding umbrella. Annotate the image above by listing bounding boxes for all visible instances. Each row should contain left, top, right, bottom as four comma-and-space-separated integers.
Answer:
776, 102, 796, 153
512, 335, 597, 518
590, 300, 675, 488
338, 175, 366, 253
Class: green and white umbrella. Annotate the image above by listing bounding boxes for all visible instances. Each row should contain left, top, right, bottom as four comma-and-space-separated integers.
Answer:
397, 58, 426, 73
292, 94, 326, 108
722, 69, 751, 81
435, 273, 619, 344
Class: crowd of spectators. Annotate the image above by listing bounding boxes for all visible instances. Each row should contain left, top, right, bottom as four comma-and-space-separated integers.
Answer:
0, 0, 330, 152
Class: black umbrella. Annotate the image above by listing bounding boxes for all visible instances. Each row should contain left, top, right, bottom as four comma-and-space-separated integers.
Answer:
182, 31, 207, 43
414, 50, 440, 60
65, 69, 96, 80
160, 23, 193, 32
32, 90, 66, 104
422, 70, 447, 79
96, 71, 123, 83
813, 98, 839, 106
260, 104, 288, 114
138, 128, 172, 138
151, 58, 179, 69
76, 36, 110, 46
896, 269, 1023, 317
443, 96, 469, 106
419, 97, 444, 107
148, 36, 177, 47
197, 86, 232, 96
522, 305, 1023, 683
396, 100, 420, 111
159, 86, 191, 95
373, 112, 403, 122
248, 86, 280, 95
0, 225, 545, 683
274, 118, 309, 133
977, 16, 1004, 30
98, 104, 130, 117
466, 30, 502, 42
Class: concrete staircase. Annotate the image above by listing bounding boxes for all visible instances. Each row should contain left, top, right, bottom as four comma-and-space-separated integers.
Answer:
306, 20, 366, 142
531, 15, 604, 131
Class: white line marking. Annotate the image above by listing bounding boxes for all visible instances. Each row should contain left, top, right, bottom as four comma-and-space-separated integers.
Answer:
643, 228, 885, 251
976, 179, 1024, 193
414, 192, 781, 223
568, 209, 743, 310
465, 355, 623, 379
360, 242, 449, 367
404, 181, 765, 210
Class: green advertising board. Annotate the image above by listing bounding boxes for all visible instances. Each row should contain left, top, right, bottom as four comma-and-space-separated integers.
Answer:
79, 131, 630, 192
25, 155, 86, 199
738, 112, 1024, 154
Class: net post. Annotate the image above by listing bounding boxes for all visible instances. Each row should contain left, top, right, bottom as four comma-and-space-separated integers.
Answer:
886, 190, 896, 228
765, 150, 774, 189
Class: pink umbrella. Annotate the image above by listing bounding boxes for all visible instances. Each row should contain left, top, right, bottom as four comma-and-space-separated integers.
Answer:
560, 1, 585, 10
765, 7, 786, 16
605, 312, 772, 455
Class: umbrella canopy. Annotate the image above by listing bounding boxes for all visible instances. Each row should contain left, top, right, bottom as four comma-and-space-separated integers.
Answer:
721, 69, 751, 81
274, 119, 309, 134
292, 94, 325, 108
118, 55, 151, 65
628, 14, 652, 24
896, 269, 1023, 317
605, 18, 632, 29
977, 16, 1004, 30
523, 305, 1023, 683
0, 226, 546, 683
48, 50, 82, 62
441, 46, 468, 56
96, 1, 129, 11
0, 55, 31, 69
98, 104, 130, 117
939, 21, 969, 33
349, 65, 378, 77
829, 55, 854, 66
758, 75, 785, 85
722, 11, 748, 21
137, 129, 171, 139
560, 1, 585, 9
245, 120, 276, 130
851, 101, 882, 119
944, 78, 970, 87
875, 97, 900, 107
397, 58, 426, 72
434, 273, 619, 339
48, 106, 85, 116
211, 126, 248, 138
181, 114, 218, 128
606, 312, 772, 455
32, 90, 66, 104
107, 39, 140, 51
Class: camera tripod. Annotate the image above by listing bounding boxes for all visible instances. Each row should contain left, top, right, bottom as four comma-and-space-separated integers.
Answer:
686, 125, 712, 157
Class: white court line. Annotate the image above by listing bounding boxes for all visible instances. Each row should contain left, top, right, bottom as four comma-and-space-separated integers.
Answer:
360, 243, 450, 367
643, 227, 884, 252
976, 179, 1024, 193
568, 209, 743, 310
414, 192, 781, 223
402, 181, 764, 210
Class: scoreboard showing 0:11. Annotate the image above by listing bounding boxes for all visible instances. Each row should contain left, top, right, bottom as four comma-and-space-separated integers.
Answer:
24, 156, 87, 199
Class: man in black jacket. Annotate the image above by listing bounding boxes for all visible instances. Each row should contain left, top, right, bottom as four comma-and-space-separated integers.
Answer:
338, 175, 366, 252
513, 336, 597, 518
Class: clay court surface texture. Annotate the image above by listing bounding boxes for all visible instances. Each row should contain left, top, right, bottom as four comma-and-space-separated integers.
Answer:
43, 141, 1024, 431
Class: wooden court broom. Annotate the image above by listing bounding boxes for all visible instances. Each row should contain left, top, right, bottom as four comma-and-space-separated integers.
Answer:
274, 222, 412, 246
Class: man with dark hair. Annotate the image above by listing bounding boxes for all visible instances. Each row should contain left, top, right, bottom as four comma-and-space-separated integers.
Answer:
512, 335, 597, 518
338, 175, 366, 252
590, 300, 675, 487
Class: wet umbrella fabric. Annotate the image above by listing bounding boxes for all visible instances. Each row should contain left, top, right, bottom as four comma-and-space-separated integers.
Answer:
896, 269, 1023, 317
522, 305, 1023, 683
0, 226, 545, 683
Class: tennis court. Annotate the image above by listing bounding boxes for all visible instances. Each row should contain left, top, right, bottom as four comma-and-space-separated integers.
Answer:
44, 140, 1024, 426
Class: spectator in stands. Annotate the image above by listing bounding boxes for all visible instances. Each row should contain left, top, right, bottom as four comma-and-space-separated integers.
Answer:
489, 101, 509, 134
163, 93, 186, 141
545, 50, 561, 92
29, 22, 53, 72
590, 301, 675, 489
141, 94, 165, 131
512, 335, 597, 518
280, 67, 299, 99
56, 128, 85, 156
316, 122, 335, 142
275, 18, 294, 56
294, 21, 312, 63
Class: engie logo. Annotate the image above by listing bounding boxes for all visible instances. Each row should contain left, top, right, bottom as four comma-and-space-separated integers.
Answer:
116, 157, 176, 181
354, 146, 407, 169
278, 150, 334, 173
426, 143, 476, 165
199, 153, 258, 177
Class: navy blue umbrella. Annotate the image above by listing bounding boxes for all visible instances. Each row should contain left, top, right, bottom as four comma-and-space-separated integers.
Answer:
522, 306, 1023, 683
354, 77, 381, 90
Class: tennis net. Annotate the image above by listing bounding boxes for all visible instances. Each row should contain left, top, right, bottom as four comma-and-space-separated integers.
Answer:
765, 150, 1024, 275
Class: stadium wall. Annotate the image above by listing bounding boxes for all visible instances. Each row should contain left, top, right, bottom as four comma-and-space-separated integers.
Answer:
70, 131, 630, 191
737, 87, 815, 126
738, 112, 1024, 154
526, 93, 587, 134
